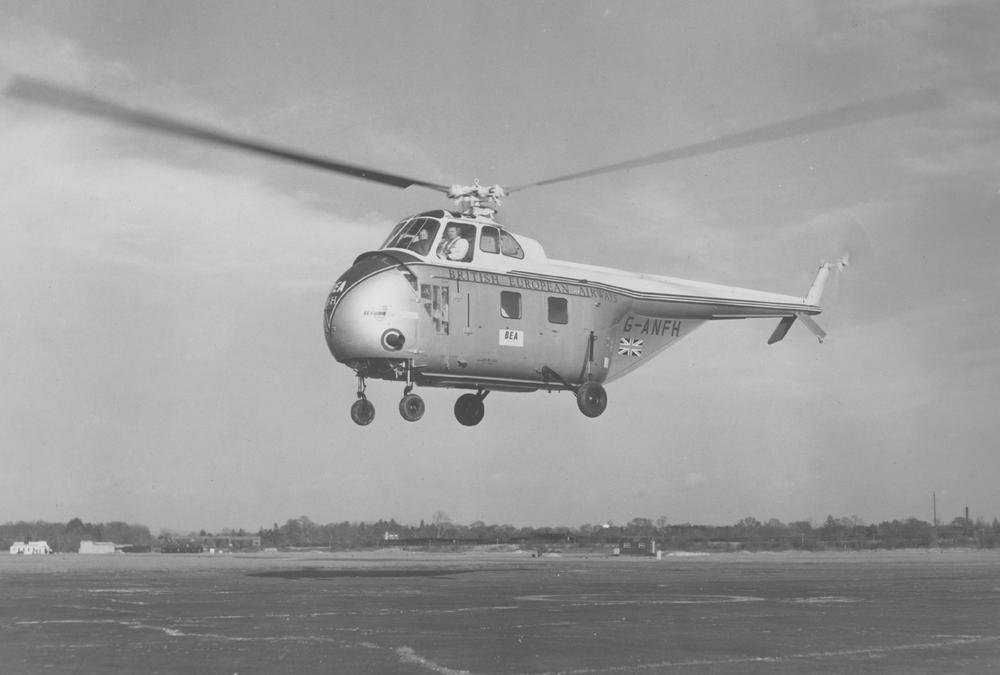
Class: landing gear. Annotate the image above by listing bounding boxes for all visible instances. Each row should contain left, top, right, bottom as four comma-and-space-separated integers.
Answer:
350, 374, 375, 426
350, 398, 375, 425
348, 363, 429, 425
575, 333, 607, 418
397, 362, 425, 422
576, 381, 607, 418
454, 390, 488, 426
399, 391, 425, 422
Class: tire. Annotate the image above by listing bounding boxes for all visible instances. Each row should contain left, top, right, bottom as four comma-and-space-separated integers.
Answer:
576, 382, 607, 418
398, 393, 425, 422
350, 398, 375, 426
454, 393, 485, 426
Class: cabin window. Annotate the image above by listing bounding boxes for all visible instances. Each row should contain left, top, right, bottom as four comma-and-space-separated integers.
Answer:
499, 231, 524, 259
480, 226, 500, 254
436, 222, 476, 262
500, 291, 521, 319
547, 297, 568, 324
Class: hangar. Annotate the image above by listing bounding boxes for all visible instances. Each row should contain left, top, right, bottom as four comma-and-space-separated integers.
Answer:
78, 540, 117, 554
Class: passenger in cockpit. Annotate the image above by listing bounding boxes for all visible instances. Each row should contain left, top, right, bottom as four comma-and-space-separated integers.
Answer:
436, 224, 470, 261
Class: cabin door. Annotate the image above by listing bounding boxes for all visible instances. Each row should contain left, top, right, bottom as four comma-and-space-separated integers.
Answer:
446, 278, 476, 369
541, 296, 613, 386
539, 295, 583, 382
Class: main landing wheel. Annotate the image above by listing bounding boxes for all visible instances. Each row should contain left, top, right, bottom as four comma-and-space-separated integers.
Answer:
454, 393, 485, 426
350, 398, 375, 426
399, 393, 425, 422
576, 382, 607, 418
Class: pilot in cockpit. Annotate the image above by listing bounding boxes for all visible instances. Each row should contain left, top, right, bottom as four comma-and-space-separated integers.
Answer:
436, 224, 469, 261
407, 227, 433, 256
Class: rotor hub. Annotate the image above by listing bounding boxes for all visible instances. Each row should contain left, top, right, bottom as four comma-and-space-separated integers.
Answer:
448, 180, 505, 219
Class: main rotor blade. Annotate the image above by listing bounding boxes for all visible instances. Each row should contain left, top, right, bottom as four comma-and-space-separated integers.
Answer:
5, 76, 450, 193
507, 88, 945, 192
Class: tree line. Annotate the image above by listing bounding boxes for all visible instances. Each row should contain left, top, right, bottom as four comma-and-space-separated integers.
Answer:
256, 513, 1000, 551
3, 513, 998, 553
0, 518, 154, 553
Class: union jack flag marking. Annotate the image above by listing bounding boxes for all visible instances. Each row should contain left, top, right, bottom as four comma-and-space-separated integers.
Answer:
618, 337, 643, 357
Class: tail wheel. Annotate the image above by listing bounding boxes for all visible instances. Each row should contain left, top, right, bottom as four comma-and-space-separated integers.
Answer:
398, 393, 425, 422
576, 382, 607, 418
350, 398, 375, 426
454, 393, 485, 426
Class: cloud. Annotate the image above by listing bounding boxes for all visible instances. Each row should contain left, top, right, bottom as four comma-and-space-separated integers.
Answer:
0, 28, 384, 527
684, 472, 707, 488
0, 22, 131, 86
0, 104, 373, 286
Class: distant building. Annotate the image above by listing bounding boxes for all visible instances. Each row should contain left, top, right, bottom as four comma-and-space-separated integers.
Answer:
160, 542, 204, 554
615, 537, 658, 556
10, 541, 52, 555
180, 535, 261, 551
78, 540, 117, 554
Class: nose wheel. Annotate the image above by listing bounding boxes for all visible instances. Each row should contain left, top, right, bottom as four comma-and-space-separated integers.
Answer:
350, 397, 375, 425
454, 390, 488, 426
350, 375, 375, 426
399, 388, 425, 422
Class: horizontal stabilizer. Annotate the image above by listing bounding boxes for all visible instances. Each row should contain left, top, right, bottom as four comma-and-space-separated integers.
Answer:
767, 316, 797, 344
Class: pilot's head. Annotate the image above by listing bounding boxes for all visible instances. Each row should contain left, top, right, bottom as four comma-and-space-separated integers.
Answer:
444, 225, 460, 240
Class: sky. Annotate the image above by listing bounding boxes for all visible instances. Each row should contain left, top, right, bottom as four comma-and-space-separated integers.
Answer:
1, 1, 998, 533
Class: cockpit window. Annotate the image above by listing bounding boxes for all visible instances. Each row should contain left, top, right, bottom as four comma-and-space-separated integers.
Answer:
435, 222, 476, 262
384, 217, 440, 256
380, 218, 412, 249
499, 231, 524, 259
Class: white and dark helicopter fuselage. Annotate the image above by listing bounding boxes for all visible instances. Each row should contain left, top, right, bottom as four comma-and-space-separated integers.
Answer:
325, 208, 834, 425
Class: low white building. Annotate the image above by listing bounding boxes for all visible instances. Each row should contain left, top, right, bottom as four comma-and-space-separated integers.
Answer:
10, 541, 53, 555
78, 540, 117, 554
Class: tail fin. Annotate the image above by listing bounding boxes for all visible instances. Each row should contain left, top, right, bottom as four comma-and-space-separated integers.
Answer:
805, 254, 849, 305
768, 255, 849, 344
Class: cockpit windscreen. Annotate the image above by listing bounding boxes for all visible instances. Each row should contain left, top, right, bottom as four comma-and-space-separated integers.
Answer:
383, 217, 441, 256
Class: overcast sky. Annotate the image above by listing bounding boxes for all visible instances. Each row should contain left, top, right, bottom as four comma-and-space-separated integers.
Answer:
1, 1, 998, 533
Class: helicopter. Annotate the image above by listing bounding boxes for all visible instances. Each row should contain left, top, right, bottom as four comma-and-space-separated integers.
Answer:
6, 77, 941, 426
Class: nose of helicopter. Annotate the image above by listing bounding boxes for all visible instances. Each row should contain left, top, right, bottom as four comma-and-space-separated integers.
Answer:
324, 255, 418, 364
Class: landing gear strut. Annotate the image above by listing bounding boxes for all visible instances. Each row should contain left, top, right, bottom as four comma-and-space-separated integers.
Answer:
454, 390, 488, 426
350, 375, 375, 426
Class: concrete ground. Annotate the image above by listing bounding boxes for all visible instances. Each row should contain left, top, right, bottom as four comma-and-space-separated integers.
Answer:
1, 549, 998, 673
